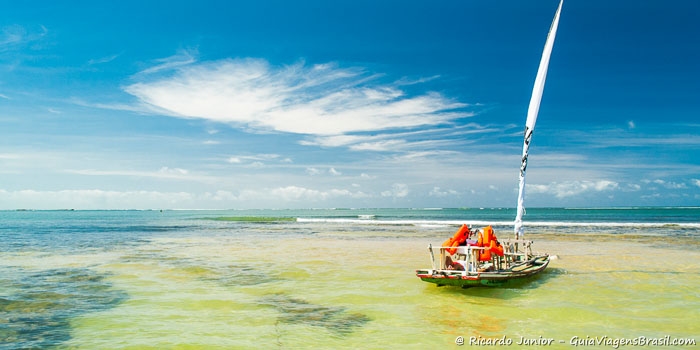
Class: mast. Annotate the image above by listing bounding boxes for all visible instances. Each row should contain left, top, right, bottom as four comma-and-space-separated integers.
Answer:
514, 0, 563, 239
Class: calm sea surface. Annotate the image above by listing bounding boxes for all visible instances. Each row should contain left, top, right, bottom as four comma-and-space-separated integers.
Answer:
1, 208, 698, 349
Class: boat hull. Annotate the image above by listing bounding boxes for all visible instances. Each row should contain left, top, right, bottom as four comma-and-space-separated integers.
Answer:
416, 255, 549, 288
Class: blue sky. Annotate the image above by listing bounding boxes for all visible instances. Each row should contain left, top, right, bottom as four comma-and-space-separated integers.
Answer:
1, 0, 699, 209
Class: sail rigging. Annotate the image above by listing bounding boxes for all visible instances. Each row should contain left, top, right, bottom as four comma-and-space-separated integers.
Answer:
514, 0, 563, 239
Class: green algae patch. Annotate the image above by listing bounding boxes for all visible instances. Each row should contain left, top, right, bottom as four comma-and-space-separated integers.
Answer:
0, 268, 127, 348
260, 294, 371, 336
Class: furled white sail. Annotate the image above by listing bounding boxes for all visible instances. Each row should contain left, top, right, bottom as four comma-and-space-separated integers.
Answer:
514, 0, 563, 239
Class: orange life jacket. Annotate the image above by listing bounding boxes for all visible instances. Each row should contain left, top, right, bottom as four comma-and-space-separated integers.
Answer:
477, 225, 503, 261
443, 224, 469, 255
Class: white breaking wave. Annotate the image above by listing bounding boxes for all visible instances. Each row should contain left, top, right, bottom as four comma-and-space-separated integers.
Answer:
295, 217, 700, 229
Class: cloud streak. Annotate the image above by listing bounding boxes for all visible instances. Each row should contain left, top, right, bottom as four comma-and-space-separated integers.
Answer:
0, 24, 47, 49
124, 59, 469, 136
0, 189, 195, 210
527, 180, 619, 198
65, 167, 215, 183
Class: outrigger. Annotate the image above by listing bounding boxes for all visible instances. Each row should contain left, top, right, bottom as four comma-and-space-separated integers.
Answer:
416, 0, 562, 288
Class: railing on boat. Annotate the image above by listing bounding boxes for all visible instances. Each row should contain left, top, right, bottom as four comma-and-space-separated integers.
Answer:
428, 239, 537, 275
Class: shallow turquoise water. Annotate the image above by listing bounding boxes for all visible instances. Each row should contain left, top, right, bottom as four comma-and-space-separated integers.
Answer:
1, 209, 698, 348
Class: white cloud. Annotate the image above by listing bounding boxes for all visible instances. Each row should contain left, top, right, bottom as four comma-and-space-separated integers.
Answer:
299, 124, 481, 151
306, 167, 342, 176
306, 167, 321, 176
227, 154, 284, 165
124, 58, 468, 136
693, 179, 700, 188
0, 153, 21, 159
526, 180, 619, 198
666, 182, 687, 189
625, 184, 641, 191
300, 134, 370, 148
350, 139, 407, 152
0, 186, 373, 209
0, 24, 47, 48
138, 49, 198, 75
203, 190, 238, 201
158, 167, 188, 175
429, 186, 458, 197
300, 133, 411, 152
647, 179, 688, 189
87, 53, 120, 65
243, 185, 368, 202
381, 183, 409, 198
0, 189, 195, 210
66, 167, 210, 182
391, 150, 460, 161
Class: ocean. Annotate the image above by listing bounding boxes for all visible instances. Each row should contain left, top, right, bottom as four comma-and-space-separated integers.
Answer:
1, 207, 698, 349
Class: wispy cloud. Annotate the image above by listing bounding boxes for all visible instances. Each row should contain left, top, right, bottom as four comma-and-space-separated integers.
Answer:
306, 167, 321, 176
643, 179, 688, 189
299, 123, 483, 152
381, 183, 409, 198
87, 53, 121, 65
360, 173, 376, 180
65, 167, 214, 182
555, 125, 700, 149
0, 153, 21, 159
239, 185, 369, 203
69, 97, 152, 113
350, 139, 408, 152
227, 153, 289, 165
526, 180, 619, 198
429, 186, 458, 197
0, 24, 49, 72
0, 25, 47, 49
123, 58, 469, 137
0, 189, 196, 210
138, 48, 198, 75
306, 167, 342, 176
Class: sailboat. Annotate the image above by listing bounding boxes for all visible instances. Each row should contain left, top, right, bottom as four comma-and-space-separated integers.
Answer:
416, 0, 562, 288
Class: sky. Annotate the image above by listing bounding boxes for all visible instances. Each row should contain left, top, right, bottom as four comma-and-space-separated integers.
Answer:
1, 0, 699, 210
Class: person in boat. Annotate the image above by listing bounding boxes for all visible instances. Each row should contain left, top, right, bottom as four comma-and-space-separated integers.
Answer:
442, 225, 478, 270
444, 255, 465, 271
459, 227, 478, 246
